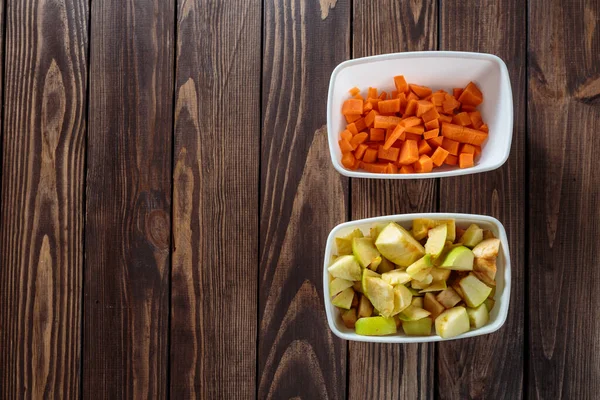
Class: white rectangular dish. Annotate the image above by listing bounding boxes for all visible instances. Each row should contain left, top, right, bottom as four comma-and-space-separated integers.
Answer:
327, 51, 513, 178
323, 213, 511, 343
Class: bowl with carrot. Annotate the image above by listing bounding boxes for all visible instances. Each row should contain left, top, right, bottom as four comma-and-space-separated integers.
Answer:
327, 52, 513, 178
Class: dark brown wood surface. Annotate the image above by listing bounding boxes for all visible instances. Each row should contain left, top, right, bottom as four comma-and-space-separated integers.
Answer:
0, 0, 87, 397
0, 0, 598, 398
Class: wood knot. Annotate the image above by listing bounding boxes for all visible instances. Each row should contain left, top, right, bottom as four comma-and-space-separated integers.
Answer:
146, 209, 170, 250
574, 76, 600, 104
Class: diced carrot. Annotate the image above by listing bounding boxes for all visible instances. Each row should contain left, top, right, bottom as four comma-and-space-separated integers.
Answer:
368, 87, 378, 99
418, 139, 432, 155
468, 111, 483, 129
353, 93, 364, 101
453, 88, 463, 98
414, 154, 433, 173
427, 136, 444, 149
394, 75, 409, 93
407, 91, 419, 101
452, 112, 472, 126
354, 118, 367, 132
458, 82, 483, 106
409, 84, 433, 98
421, 107, 440, 123
370, 128, 385, 142
401, 116, 422, 127
378, 145, 400, 162
405, 132, 422, 141
362, 162, 388, 173
363, 101, 373, 114
341, 130, 353, 141
398, 140, 419, 165
350, 132, 369, 149
339, 139, 354, 153
399, 164, 414, 174
355, 144, 368, 160
367, 97, 381, 110
442, 137, 460, 156
379, 91, 388, 100
479, 124, 489, 133
378, 98, 401, 114
386, 163, 399, 174
461, 104, 477, 112
374, 115, 402, 129
445, 154, 458, 165
459, 152, 474, 168
474, 145, 482, 156
342, 99, 363, 115
363, 148, 378, 163
423, 128, 439, 140
416, 100, 434, 117
438, 114, 453, 123
403, 99, 418, 117
349, 87, 360, 96
442, 96, 461, 113
431, 92, 445, 106
383, 123, 406, 150
347, 122, 358, 135
424, 119, 439, 130
364, 110, 377, 127
460, 144, 476, 155
406, 125, 425, 134
441, 123, 488, 146
398, 93, 408, 114
345, 113, 361, 123
431, 146, 450, 166
342, 152, 356, 168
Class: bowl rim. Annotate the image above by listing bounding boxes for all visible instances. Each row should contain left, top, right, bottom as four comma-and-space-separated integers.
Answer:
323, 212, 511, 343
326, 51, 514, 179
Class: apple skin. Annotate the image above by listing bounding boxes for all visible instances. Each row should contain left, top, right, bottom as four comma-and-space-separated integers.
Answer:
440, 246, 474, 271
355, 316, 397, 336
402, 317, 433, 336
435, 306, 470, 339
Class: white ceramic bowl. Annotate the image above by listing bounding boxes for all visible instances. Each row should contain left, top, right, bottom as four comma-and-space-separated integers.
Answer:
327, 51, 513, 178
323, 213, 511, 343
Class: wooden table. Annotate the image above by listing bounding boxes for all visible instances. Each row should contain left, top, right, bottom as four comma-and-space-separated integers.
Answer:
0, 0, 597, 398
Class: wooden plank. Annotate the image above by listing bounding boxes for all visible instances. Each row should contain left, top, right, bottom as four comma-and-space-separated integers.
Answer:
169, 1, 261, 398
528, 0, 600, 398
0, 0, 87, 397
349, 1, 437, 399
258, 1, 349, 398
83, 1, 174, 398
437, 0, 526, 398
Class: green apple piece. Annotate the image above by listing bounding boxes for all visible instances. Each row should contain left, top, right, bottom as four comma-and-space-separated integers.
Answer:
489, 286, 496, 298
335, 229, 364, 255
330, 278, 354, 297
361, 268, 380, 295
435, 306, 470, 339
369, 223, 388, 241
364, 277, 394, 317
330, 255, 339, 265
472, 238, 501, 259
430, 267, 451, 282
328, 255, 361, 281
461, 224, 484, 248
483, 230, 495, 240
375, 222, 425, 267
412, 218, 435, 240
440, 246, 474, 271
398, 305, 431, 321
406, 255, 433, 281
341, 308, 358, 328
425, 224, 448, 259
484, 298, 495, 311
473, 257, 497, 286
355, 316, 397, 336
466, 303, 489, 329
353, 237, 382, 270
332, 287, 355, 310
392, 284, 413, 315
377, 257, 396, 274
407, 286, 424, 297
458, 274, 492, 308
353, 281, 362, 293
419, 280, 447, 293
382, 269, 411, 286
424, 292, 446, 320
402, 317, 433, 336
358, 295, 374, 318
436, 287, 462, 309
411, 296, 424, 308
411, 274, 433, 289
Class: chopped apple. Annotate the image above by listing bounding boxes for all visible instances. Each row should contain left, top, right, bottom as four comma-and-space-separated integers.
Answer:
406, 254, 433, 280
398, 305, 431, 321
355, 316, 397, 336
369, 223, 389, 241
393, 315, 401, 328
451, 281, 466, 300
381, 269, 411, 286
332, 287, 355, 310
411, 297, 424, 308
353, 237, 382, 270
411, 274, 433, 289
440, 246, 474, 271
330, 278, 354, 297
375, 222, 425, 267
353, 281, 362, 293
472, 238, 501, 259
351, 294, 359, 308
392, 284, 413, 315
473, 257, 497, 286
483, 230, 495, 240
430, 267, 451, 282
377, 257, 396, 273
358, 294, 374, 317
402, 317, 433, 336
484, 298, 495, 311
364, 277, 394, 317
412, 219, 456, 241
335, 229, 364, 255
342, 308, 358, 328
436, 287, 462, 308
467, 303, 489, 328
408, 287, 424, 297
435, 306, 470, 339
460, 224, 484, 248
419, 280, 447, 293
458, 273, 492, 307
361, 268, 380, 294
328, 255, 361, 281
425, 224, 447, 259
424, 293, 446, 320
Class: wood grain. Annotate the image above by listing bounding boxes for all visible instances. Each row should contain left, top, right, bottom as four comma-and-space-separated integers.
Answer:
170, 1, 261, 398
0, 0, 87, 397
258, 1, 350, 398
437, 0, 526, 398
349, 1, 437, 398
83, 0, 174, 398
528, 0, 600, 397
